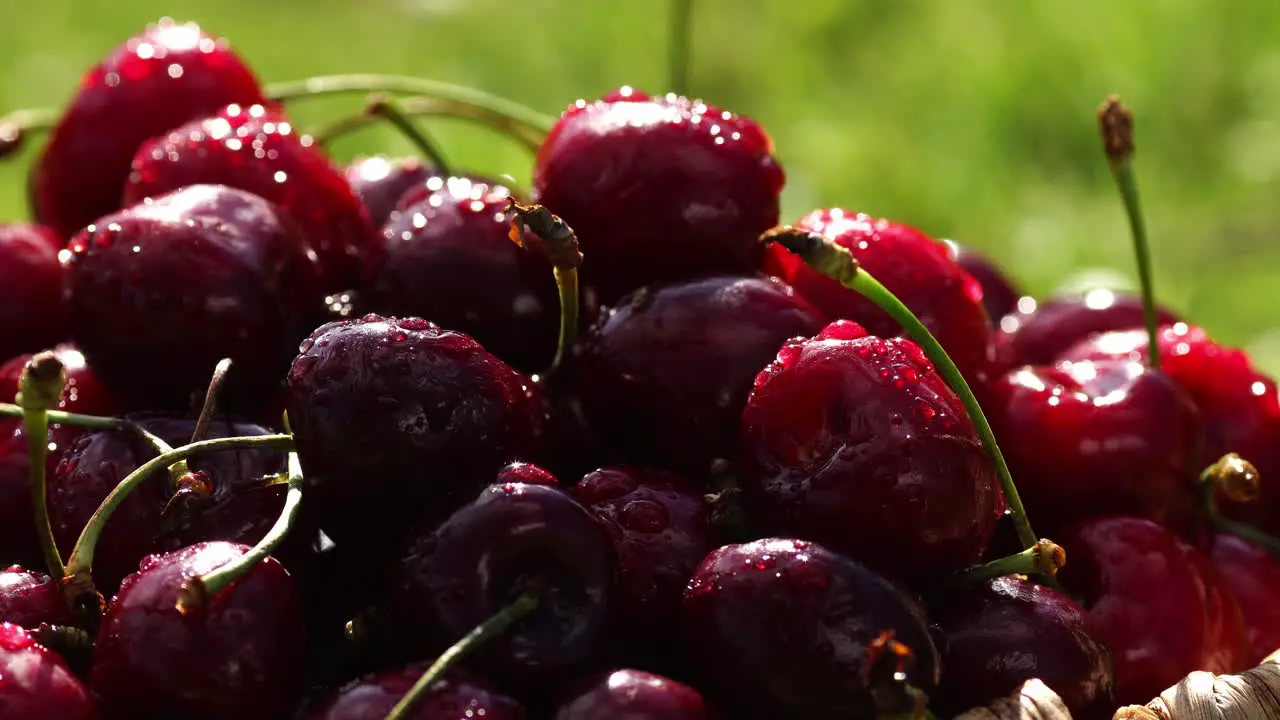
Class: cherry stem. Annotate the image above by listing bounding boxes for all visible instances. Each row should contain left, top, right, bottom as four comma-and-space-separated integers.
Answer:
670, 0, 694, 95
383, 591, 539, 720
1098, 95, 1161, 370
190, 358, 232, 445
505, 199, 583, 376
951, 538, 1066, 586
365, 94, 452, 174
264, 74, 555, 136
0, 403, 126, 430
175, 444, 305, 613
0, 106, 57, 158
760, 227, 1041, 553
311, 95, 543, 153
61, 433, 295, 610
1198, 454, 1280, 555
17, 352, 67, 580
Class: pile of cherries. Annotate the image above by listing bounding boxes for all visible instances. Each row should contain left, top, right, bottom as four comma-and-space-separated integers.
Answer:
0, 18, 1278, 720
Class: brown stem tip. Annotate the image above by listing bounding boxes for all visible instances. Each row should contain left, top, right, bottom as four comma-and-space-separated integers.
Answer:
505, 198, 584, 270
18, 351, 67, 411
1034, 538, 1067, 577
759, 225, 859, 285
1098, 94, 1134, 161
1206, 453, 1261, 504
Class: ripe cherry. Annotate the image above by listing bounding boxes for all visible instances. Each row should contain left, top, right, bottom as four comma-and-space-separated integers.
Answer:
0, 223, 69, 364
555, 669, 714, 719
345, 155, 437, 229
0, 566, 75, 630
992, 289, 1179, 368
1208, 533, 1280, 666
0, 622, 97, 720
943, 240, 1023, 324
308, 667, 527, 720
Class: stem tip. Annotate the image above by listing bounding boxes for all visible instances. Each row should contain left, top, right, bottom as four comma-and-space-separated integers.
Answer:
1204, 453, 1261, 504
1098, 94, 1134, 161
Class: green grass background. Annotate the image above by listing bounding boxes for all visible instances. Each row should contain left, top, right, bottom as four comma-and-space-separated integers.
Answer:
4, 1, 1280, 370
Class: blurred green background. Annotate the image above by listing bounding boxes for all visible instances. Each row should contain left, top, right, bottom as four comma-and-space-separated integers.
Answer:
4, 1, 1280, 369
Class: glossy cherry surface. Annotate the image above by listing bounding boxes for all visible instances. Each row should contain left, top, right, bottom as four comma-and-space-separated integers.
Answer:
555, 669, 714, 719
64, 184, 325, 413
0, 566, 75, 630
344, 155, 437, 229
90, 541, 305, 720
739, 321, 1002, 583
532, 89, 783, 303
309, 667, 527, 720
31, 19, 266, 240
992, 289, 1180, 368
944, 240, 1023, 324
1208, 533, 1280, 666
495, 461, 559, 487
575, 274, 824, 471
123, 103, 377, 291
0, 622, 98, 720
0, 223, 69, 364
682, 538, 939, 718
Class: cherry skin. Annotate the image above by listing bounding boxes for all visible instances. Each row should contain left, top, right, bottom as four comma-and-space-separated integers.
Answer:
309, 667, 527, 719
531, 89, 783, 304
763, 210, 993, 386
0, 566, 75, 630
47, 415, 293, 594
739, 321, 1002, 584
942, 240, 1023, 324
0, 428, 47, 567
64, 183, 326, 413
30, 19, 266, 240
574, 274, 824, 472
123, 103, 377, 291
1208, 533, 1280, 666
682, 537, 939, 718
89, 541, 305, 720
927, 575, 1114, 720
287, 314, 547, 554
0, 223, 69, 363
992, 289, 1180, 368
364, 177, 559, 374
572, 466, 717, 665
555, 669, 714, 719
987, 360, 1202, 532
0, 622, 98, 720
344, 155, 437, 229
1057, 516, 1246, 707
388, 482, 616, 687
495, 461, 559, 487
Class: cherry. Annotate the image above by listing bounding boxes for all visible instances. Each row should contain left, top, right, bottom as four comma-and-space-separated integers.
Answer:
286, 314, 547, 554
1208, 533, 1280, 666
739, 321, 1002, 584
0, 622, 97, 719
388, 482, 616, 686
942, 240, 1023, 324
992, 289, 1179, 368
1057, 516, 1246, 707
123, 103, 377, 291
30, 19, 266, 240
762, 210, 993, 386
364, 177, 559, 374
0, 344, 124, 437
987, 359, 1202, 532
309, 666, 527, 719
928, 575, 1114, 720
572, 467, 716, 664
0, 566, 75, 629
574, 274, 824, 472
555, 669, 714, 719
0, 428, 45, 567
90, 541, 305, 719
0, 223, 69, 364
64, 183, 326, 413
531, 89, 783, 304
682, 537, 939, 718
495, 461, 559, 486
47, 415, 293, 594
345, 155, 437, 229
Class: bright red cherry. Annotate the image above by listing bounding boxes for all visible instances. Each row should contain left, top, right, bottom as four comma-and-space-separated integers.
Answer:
943, 240, 1023, 324
0, 566, 76, 630
308, 667, 526, 720
344, 155, 437, 229
0, 622, 98, 719
993, 289, 1179, 368
0, 223, 69, 363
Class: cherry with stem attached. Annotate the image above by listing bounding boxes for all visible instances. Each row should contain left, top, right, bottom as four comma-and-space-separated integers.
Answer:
506, 199, 584, 377
761, 226, 1041, 553
1199, 453, 1280, 555
950, 538, 1066, 588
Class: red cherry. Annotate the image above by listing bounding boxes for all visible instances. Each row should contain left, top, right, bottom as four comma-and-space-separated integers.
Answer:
308, 666, 527, 720
344, 155, 438, 229
1208, 533, 1280, 667
943, 241, 1023, 324
0, 622, 97, 719
993, 289, 1180, 368
31, 19, 266, 239
0, 566, 75, 630
0, 223, 69, 364
555, 669, 714, 719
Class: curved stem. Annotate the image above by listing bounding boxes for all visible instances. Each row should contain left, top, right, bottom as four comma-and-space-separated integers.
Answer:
951, 539, 1065, 586
190, 358, 233, 445
1198, 455, 1280, 555
366, 95, 452, 174
383, 592, 538, 720
0, 403, 123, 430
313, 95, 543, 154
505, 199, 584, 378
550, 267, 579, 374
265, 74, 556, 136
0, 106, 57, 158
669, 0, 694, 95
17, 353, 67, 579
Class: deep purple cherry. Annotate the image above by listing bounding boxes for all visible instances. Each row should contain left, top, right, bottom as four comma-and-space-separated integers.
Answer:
309, 666, 526, 720
555, 669, 714, 719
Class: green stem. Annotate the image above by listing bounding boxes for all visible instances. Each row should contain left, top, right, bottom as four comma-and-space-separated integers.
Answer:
950, 539, 1065, 586
23, 409, 62, 579
312, 95, 543, 153
1199, 457, 1280, 555
366, 96, 452, 174
670, 0, 694, 95
190, 358, 232, 445
550, 266, 579, 374
0, 403, 124, 430
383, 592, 539, 720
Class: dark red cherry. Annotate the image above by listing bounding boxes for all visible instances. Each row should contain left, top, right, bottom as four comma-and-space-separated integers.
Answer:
365, 177, 559, 374
0, 223, 69, 363
0, 344, 125, 438
393, 172, 514, 214
763, 210, 993, 386
1208, 533, 1280, 666
683, 538, 939, 718
531, 89, 783, 303
30, 19, 266, 240
572, 467, 716, 663
942, 240, 1023, 324
0, 428, 46, 567
496, 461, 559, 487
1058, 516, 1246, 707
286, 315, 546, 554
0, 566, 75, 630
48, 415, 293, 594
90, 541, 305, 720
64, 183, 325, 413
309, 666, 527, 719
555, 669, 714, 719
123, 103, 377, 291
389, 483, 616, 686
344, 155, 437, 229
574, 274, 824, 472
993, 289, 1180, 367
988, 360, 1201, 532
928, 575, 1114, 720
0, 622, 97, 719
739, 321, 1002, 584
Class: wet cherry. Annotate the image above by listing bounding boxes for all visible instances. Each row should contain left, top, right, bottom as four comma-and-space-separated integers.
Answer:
0, 622, 97, 719
555, 669, 714, 719
943, 240, 1023, 324
0, 223, 69, 364
1208, 533, 1280, 667
345, 155, 437, 229
308, 666, 527, 720
992, 289, 1179, 368
0, 566, 75, 630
